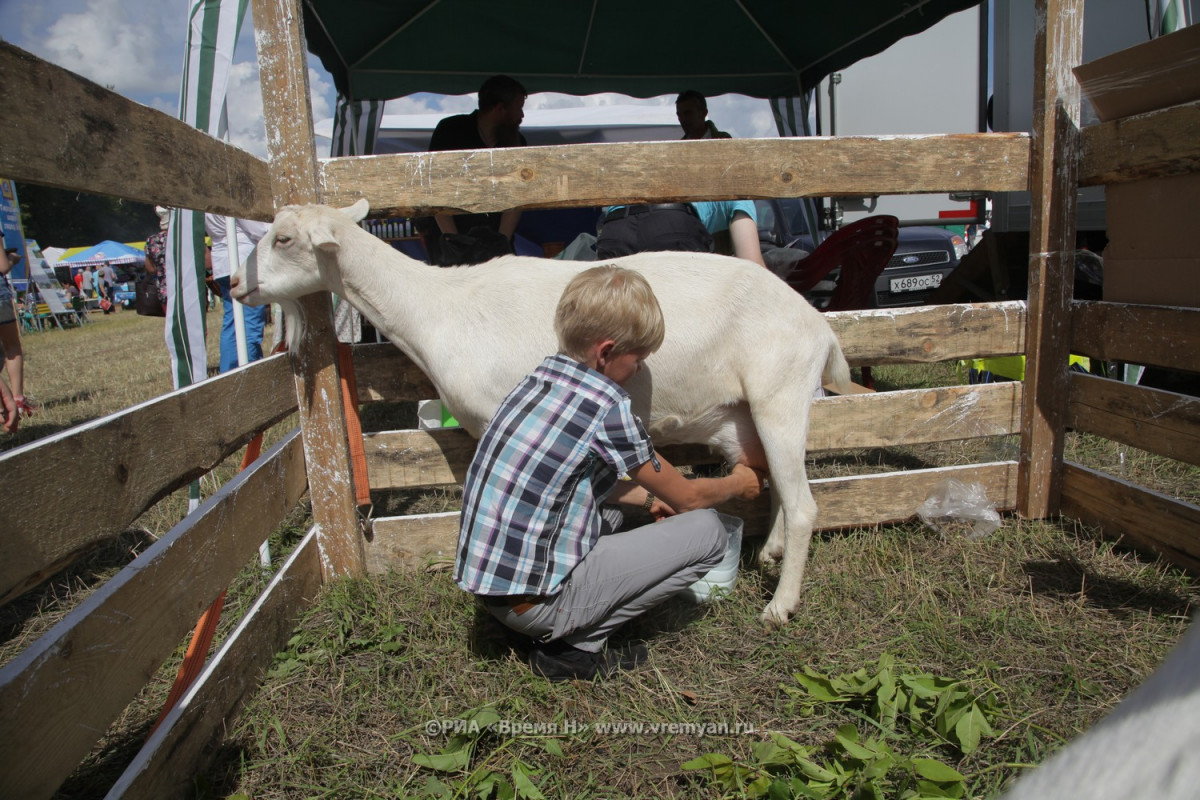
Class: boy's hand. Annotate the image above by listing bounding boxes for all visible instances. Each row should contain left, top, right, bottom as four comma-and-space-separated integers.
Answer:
649, 496, 677, 520
730, 463, 764, 501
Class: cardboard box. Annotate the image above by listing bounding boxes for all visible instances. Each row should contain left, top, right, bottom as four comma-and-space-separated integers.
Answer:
1075, 25, 1200, 307
1105, 174, 1200, 308
1074, 23, 1200, 122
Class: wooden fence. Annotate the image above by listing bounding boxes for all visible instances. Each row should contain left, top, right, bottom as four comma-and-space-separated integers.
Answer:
0, 0, 1197, 795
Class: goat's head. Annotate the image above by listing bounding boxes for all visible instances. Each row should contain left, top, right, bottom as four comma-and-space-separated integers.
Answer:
230, 198, 369, 351
231, 198, 369, 306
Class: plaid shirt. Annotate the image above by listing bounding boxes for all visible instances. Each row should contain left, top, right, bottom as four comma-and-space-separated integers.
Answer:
455, 354, 659, 597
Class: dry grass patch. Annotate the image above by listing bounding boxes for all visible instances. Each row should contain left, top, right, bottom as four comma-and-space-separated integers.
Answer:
202, 517, 1194, 799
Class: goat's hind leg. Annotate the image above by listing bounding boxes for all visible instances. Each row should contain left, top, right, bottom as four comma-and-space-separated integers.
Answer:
760, 492, 815, 627
751, 400, 818, 627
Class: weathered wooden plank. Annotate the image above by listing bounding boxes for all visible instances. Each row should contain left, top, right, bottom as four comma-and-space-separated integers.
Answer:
0, 430, 307, 800
809, 461, 1018, 530
1062, 462, 1200, 572
365, 462, 1018, 571
363, 384, 1020, 492
363, 428, 474, 490
1067, 373, 1200, 466
366, 512, 461, 573
349, 302, 1028, 406
809, 382, 1022, 451
319, 134, 1030, 216
253, 0, 365, 579
1019, 0, 1083, 519
0, 42, 273, 220
826, 301, 1026, 366
112, 526, 323, 800
1070, 301, 1200, 374
0, 355, 298, 606
1078, 100, 1200, 187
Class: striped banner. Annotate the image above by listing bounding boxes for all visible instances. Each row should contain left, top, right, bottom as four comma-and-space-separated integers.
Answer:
1151, 0, 1190, 37
330, 95, 385, 344
330, 96, 385, 158
165, 0, 251, 389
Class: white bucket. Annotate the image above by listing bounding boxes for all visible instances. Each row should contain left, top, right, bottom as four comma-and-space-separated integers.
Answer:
682, 513, 743, 602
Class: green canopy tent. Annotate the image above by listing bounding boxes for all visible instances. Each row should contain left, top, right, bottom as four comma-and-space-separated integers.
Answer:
307, 0, 982, 251
303, 0, 982, 101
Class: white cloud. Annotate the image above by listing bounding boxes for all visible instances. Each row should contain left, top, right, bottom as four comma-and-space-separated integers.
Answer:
308, 66, 336, 124
214, 61, 341, 159
225, 60, 265, 157
41, 0, 177, 96
708, 95, 779, 138
383, 94, 463, 116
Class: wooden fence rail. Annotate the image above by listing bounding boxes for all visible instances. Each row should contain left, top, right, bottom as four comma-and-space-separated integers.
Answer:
111, 525, 325, 800
319, 134, 1030, 216
0, 42, 274, 219
1062, 463, 1200, 572
364, 462, 1021, 572
1070, 301, 1200, 373
0, 430, 307, 799
1067, 373, 1200, 467
0, 354, 298, 605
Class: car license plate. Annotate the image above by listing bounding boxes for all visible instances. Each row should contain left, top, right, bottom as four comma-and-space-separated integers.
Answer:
890, 273, 942, 293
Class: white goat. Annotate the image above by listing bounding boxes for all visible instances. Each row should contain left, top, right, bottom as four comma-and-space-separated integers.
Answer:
232, 200, 851, 625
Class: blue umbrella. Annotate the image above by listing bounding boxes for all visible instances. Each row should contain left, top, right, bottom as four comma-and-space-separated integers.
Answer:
60, 240, 144, 268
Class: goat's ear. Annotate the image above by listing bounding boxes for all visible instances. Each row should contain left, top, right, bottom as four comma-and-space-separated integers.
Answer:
341, 198, 370, 223
309, 220, 341, 253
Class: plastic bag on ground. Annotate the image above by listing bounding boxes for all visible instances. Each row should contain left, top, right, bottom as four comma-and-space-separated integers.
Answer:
916, 479, 1002, 540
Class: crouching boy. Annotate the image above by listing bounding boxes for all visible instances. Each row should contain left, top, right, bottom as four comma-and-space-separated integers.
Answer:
454, 265, 763, 681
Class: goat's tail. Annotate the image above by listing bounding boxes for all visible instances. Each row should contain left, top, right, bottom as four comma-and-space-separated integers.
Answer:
822, 338, 853, 395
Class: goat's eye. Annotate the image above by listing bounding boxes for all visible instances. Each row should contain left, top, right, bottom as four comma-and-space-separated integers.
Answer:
275, 234, 291, 246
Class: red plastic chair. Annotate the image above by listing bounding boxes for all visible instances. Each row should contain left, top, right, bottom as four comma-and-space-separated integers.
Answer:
785, 215, 899, 389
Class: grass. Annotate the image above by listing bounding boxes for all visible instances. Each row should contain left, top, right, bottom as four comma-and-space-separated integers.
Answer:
201, 520, 1193, 799
2, 310, 180, 452
2, 312, 1196, 799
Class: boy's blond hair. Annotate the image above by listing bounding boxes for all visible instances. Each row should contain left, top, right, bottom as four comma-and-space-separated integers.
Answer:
555, 265, 665, 361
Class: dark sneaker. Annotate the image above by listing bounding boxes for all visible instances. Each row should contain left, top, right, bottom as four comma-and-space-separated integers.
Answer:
528, 640, 648, 681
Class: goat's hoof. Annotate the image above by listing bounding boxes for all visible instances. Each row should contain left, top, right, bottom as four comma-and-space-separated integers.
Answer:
759, 602, 791, 629
757, 544, 783, 565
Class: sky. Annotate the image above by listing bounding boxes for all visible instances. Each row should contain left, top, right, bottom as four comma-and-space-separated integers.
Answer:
0, 0, 778, 160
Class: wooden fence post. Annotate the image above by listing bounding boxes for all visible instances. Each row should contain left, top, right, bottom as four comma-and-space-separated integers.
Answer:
251, 0, 365, 577
1019, 0, 1083, 519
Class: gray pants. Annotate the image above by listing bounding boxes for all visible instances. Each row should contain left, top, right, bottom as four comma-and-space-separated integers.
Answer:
485, 508, 726, 653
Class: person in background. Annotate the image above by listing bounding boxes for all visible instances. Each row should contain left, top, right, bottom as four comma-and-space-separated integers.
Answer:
0, 370, 18, 433
97, 261, 116, 313
143, 206, 170, 315
596, 92, 764, 267
676, 90, 731, 140
0, 247, 32, 419
205, 214, 271, 372
693, 199, 768, 269
420, 75, 528, 266
82, 265, 95, 298
594, 201, 712, 260
456, 265, 763, 681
